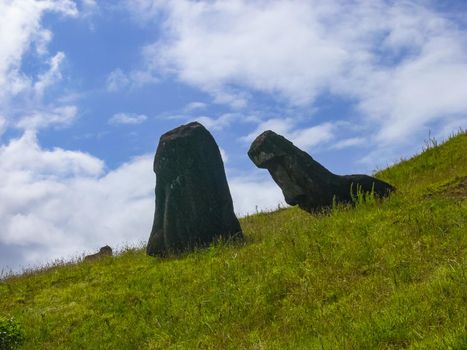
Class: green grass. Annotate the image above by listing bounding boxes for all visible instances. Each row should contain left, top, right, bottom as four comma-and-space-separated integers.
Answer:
1, 132, 466, 349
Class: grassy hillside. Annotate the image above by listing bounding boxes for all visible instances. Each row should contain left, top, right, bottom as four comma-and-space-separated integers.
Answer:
1, 133, 466, 349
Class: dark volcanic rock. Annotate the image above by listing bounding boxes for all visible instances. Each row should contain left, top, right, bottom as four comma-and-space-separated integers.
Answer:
248, 130, 394, 212
84, 245, 112, 261
147, 122, 242, 256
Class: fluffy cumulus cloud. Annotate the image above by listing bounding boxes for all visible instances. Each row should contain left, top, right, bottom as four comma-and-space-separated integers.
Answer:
229, 175, 285, 217
0, 131, 155, 272
139, 1, 347, 105
128, 0, 467, 145
0, 0, 153, 272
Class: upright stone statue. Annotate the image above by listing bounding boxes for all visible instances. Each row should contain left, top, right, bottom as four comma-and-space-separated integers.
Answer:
147, 122, 242, 256
248, 130, 394, 213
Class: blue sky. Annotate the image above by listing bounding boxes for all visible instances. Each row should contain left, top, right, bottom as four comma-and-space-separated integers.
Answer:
1, 0, 466, 272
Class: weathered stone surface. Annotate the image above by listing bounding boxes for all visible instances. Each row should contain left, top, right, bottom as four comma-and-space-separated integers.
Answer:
147, 122, 242, 256
84, 245, 112, 261
248, 130, 394, 212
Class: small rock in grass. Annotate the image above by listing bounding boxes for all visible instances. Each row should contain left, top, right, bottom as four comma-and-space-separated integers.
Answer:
84, 245, 113, 261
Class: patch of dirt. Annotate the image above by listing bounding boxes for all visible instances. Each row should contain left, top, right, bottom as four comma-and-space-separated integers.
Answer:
425, 176, 467, 201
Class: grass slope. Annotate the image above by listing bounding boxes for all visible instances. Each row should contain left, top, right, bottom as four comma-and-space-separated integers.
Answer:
1, 133, 466, 349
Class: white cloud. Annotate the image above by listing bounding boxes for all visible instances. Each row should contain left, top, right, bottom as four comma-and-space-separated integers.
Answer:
106, 68, 158, 92
33, 27, 52, 56
0, 0, 77, 101
0, 0, 81, 137
138, 0, 347, 106
33, 51, 66, 98
125, 0, 168, 23
229, 174, 285, 217
292, 123, 335, 150
243, 118, 335, 150
109, 113, 148, 125
0, 115, 6, 138
330, 137, 366, 150
195, 113, 236, 131
0, 130, 103, 181
360, 49, 467, 143
0, 131, 154, 271
127, 0, 467, 146
80, 0, 98, 17
16, 105, 77, 130
243, 118, 291, 139
106, 68, 130, 92
185, 101, 207, 111
174, 112, 258, 131
219, 147, 228, 163
210, 90, 248, 109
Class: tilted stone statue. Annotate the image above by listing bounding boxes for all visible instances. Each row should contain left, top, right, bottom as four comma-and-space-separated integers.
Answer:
248, 130, 394, 213
147, 122, 242, 256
